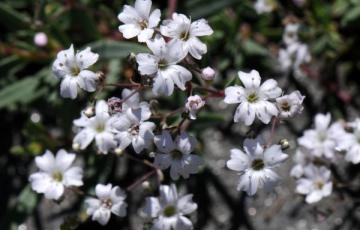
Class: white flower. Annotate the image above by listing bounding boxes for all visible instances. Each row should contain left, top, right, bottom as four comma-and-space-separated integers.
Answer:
154, 131, 203, 180
278, 42, 311, 78
283, 23, 299, 46
201, 66, 216, 81
295, 164, 332, 203
298, 113, 342, 160
254, 0, 276, 14
336, 119, 360, 164
52, 45, 99, 99
160, 13, 213, 60
276, 91, 305, 119
224, 70, 282, 126
185, 95, 205, 120
118, 0, 161, 42
142, 184, 197, 230
226, 137, 288, 195
290, 149, 314, 178
29, 149, 83, 200
85, 183, 127, 225
136, 36, 192, 96
73, 100, 118, 154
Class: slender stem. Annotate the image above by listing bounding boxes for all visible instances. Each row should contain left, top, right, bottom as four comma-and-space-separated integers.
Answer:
126, 170, 156, 191
105, 83, 140, 88
195, 86, 225, 97
266, 117, 279, 147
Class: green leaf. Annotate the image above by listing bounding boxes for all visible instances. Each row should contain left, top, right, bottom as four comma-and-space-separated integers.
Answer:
0, 69, 49, 109
242, 40, 268, 56
341, 5, 360, 26
87, 40, 148, 59
185, 0, 242, 19
0, 2, 31, 31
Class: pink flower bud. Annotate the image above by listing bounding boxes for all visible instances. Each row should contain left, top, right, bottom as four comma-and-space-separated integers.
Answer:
201, 67, 216, 81
34, 32, 48, 47
185, 95, 205, 120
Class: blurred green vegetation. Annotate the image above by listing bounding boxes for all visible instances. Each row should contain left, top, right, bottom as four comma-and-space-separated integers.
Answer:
0, 0, 359, 229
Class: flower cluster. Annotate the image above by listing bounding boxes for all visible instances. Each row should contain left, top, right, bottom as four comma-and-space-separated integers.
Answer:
278, 22, 311, 78
224, 69, 304, 126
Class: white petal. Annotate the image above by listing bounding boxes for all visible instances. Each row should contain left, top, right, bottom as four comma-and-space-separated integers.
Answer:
115, 131, 132, 150
234, 102, 255, 126
260, 79, 282, 99
92, 208, 111, 226
164, 65, 192, 91
118, 24, 141, 39
138, 28, 154, 42
177, 194, 197, 215
187, 37, 207, 60
111, 202, 127, 217
95, 100, 109, 114
95, 132, 117, 154
132, 135, 146, 153
227, 148, 250, 171
35, 150, 55, 172
134, 0, 152, 18
96, 183, 112, 199
190, 18, 213, 36
154, 130, 176, 153
306, 190, 323, 203
76, 47, 99, 69
315, 113, 331, 131
118, 5, 141, 24
44, 181, 64, 200
143, 197, 161, 218
146, 36, 167, 58
136, 53, 158, 75
224, 86, 245, 104
264, 145, 288, 167
73, 128, 96, 150
78, 70, 97, 92
148, 9, 161, 28
238, 70, 261, 89
296, 178, 312, 194
154, 153, 172, 169
29, 172, 51, 193
175, 216, 193, 230
175, 132, 197, 154
85, 198, 101, 215
55, 149, 75, 171
159, 184, 178, 203
152, 72, 174, 96
63, 167, 83, 187
60, 76, 79, 99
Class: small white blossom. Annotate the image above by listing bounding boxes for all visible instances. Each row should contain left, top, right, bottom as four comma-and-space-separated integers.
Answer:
154, 131, 203, 180
34, 32, 48, 47
52, 45, 99, 99
276, 90, 305, 119
73, 100, 118, 154
85, 183, 127, 225
295, 164, 332, 203
160, 13, 213, 60
142, 184, 197, 230
201, 66, 216, 81
278, 42, 311, 78
254, 0, 276, 14
226, 137, 288, 195
290, 149, 314, 178
136, 36, 192, 96
283, 23, 300, 46
29, 149, 83, 200
336, 119, 360, 164
185, 95, 205, 120
298, 113, 343, 160
118, 0, 161, 42
224, 70, 282, 126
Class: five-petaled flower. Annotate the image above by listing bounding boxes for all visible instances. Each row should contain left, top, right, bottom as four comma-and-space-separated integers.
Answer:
142, 184, 197, 230
29, 149, 83, 200
52, 45, 99, 99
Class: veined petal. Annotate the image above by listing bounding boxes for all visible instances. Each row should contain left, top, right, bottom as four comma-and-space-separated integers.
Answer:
95, 132, 116, 154
175, 132, 197, 154
55, 149, 75, 171
76, 47, 99, 70
148, 9, 161, 28
78, 70, 97, 92
224, 86, 245, 104
264, 145, 288, 167
63, 167, 83, 187
238, 70, 261, 89
73, 128, 96, 150
154, 130, 176, 153
136, 53, 158, 75
152, 72, 174, 96
138, 28, 154, 43
118, 5, 141, 24
134, 0, 152, 18
260, 79, 282, 99
187, 37, 207, 60
190, 18, 213, 36
60, 76, 79, 99
44, 181, 64, 200
119, 24, 141, 39
164, 65, 192, 91
143, 197, 161, 218
234, 102, 256, 126
227, 148, 250, 171
95, 183, 112, 199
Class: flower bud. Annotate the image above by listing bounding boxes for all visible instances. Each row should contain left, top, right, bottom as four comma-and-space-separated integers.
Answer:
72, 142, 80, 151
34, 32, 48, 47
201, 67, 216, 81
142, 181, 151, 190
279, 139, 290, 150
185, 95, 205, 120
84, 106, 95, 117
114, 148, 123, 155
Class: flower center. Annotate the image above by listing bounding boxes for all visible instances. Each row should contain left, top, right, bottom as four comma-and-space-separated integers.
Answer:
138, 20, 148, 30
171, 150, 183, 160
314, 180, 324, 189
247, 93, 259, 103
101, 198, 113, 209
128, 125, 139, 136
163, 205, 177, 217
70, 66, 80, 76
251, 159, 265, 171
52, 171, 63, 182
158, 59, 168, 69
281, 102, 291, 111
180, 29, 190, 41
95, 123, 106, 133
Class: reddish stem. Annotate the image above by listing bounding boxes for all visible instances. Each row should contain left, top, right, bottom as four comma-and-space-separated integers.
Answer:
266, 117, 279, 147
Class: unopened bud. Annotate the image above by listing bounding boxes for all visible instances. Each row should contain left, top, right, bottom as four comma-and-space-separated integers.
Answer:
201, 67, 216, 81
142, 181, 151, 190
84, 106, 95, 117
96, 71, 105, 82
34, 32, 48, 47
279, 139, 290, 150
72, 143, 80, 151
114, 148, 123, 155
148, 152, 156, 158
